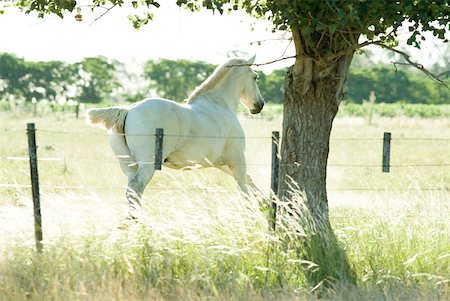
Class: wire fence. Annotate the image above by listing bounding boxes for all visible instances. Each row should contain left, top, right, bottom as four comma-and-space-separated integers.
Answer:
1, 126, 449, 193
1, 124, 449, 251
4, 126, 450, 140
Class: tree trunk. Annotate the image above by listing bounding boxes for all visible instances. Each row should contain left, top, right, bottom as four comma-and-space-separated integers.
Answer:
278, 52, 353, 226
277, 34, 356, 284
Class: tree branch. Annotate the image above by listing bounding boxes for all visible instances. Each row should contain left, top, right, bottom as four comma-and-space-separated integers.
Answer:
226, 55, 297, 68
247, 37, 292, 46
86, 3, 118, 28
375, 43, 450, 90
253, 55, 297, 67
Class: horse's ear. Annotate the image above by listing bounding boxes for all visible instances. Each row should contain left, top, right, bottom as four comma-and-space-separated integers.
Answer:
227, 50, 248, 58
246, 55, 256, 65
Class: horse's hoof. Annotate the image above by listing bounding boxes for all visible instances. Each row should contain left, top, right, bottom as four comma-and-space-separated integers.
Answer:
126, 214, 139, 221
118, 215, 139, 230
117, 222, 129, 230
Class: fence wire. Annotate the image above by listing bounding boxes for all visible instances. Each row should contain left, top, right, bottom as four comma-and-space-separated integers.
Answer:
0, 127, 449, 193
1, 155, 449, 168
5, 127, 450, 141
1, 183, 447, 194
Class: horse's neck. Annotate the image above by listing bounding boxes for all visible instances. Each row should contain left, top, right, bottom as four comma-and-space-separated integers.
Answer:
208, 72, 241, 113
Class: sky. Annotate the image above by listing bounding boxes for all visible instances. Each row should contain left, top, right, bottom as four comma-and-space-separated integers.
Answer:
0, 1, 448, 73
0, 2, 293, 72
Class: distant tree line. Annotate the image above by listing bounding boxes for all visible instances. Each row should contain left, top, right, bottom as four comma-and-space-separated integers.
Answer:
346, 67, 450, 104
0, 53, 118, 105
1, 52, 448, 106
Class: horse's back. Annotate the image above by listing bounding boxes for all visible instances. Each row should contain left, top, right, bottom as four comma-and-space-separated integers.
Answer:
123, 97, 245, 169
122, 99, 183, 160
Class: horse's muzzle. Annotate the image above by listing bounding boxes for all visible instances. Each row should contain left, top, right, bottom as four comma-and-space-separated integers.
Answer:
250, 102, 264, 114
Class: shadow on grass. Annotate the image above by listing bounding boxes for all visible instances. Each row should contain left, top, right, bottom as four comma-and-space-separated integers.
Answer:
301, 223, 356, 287
274, 190, 356, 292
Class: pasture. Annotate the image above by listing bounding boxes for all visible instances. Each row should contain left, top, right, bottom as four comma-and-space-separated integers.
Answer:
0, 108, 449, 300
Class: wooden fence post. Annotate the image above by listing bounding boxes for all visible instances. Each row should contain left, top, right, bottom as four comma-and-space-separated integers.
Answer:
382, 132, 391, 173
75, 101, 80, 119
154, 128, 164, 170
270, 131, 280, 230
27, 123, 43, 253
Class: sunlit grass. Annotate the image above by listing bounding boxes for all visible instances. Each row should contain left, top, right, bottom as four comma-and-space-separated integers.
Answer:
0, 108, 449, 300
0, 188, 448, 300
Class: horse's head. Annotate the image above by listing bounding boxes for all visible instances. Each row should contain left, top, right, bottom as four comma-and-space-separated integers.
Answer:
239, 55, 265, 114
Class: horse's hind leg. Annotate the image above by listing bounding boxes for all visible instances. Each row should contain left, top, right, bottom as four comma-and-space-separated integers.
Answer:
108, 133, 138, 176
126, 163, 155, 219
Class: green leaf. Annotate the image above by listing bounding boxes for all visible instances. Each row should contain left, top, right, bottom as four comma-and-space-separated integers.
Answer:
328, 24, 337, 34
315, 23, 326, 31
406, 35, 416, 46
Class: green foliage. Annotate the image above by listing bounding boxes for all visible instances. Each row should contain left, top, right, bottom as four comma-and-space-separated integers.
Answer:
261, 65, 450, 106
173, 0, 449, 59
76, 56, 119, 103
0, 53, 119, 104
346, 67, 450, 104
2, 52, 448, 106
258, 68, 287, 104
143, 59, 215, 101
0, 53, 26, 100
14, 0, 77, 18
8, 0, 161, 29
0, 53, 77, 103
337, 102, 450, 118
402, 103, 448, 118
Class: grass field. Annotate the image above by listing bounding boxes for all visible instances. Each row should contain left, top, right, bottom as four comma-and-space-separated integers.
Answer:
0, 107, 449, 300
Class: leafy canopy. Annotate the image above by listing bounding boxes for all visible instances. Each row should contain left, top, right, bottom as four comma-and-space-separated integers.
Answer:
177, 1, 449, 50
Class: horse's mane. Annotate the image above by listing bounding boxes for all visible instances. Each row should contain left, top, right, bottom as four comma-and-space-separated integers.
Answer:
186, 58, 246, 104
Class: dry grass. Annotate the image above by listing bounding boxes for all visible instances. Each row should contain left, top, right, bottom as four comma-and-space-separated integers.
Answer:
0, 109, 449, 300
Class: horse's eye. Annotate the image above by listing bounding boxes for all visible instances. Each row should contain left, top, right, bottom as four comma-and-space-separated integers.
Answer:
254, 75, 259, 81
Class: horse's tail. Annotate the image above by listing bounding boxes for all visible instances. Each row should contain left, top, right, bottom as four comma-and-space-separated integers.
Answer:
86, 107, 128, 134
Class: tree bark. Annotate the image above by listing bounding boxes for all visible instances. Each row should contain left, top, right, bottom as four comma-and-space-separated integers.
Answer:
277, 36, 356, 285
278, 45, 354, 227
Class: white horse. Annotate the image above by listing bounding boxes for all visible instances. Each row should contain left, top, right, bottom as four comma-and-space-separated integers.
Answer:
87, 55, 264, 218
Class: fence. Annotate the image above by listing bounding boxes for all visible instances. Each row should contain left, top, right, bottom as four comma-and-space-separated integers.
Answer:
1, 124, 449, 251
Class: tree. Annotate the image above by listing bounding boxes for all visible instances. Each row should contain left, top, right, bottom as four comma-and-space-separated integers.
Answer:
0, 53, 118, 104
100, 0, 448, 224
9, 0, 449, 284
76, 57, 119, 103
346, 67, 416, 103
143, 59, 215, 101
0, 53, 76, 104
258, 68, 287, 104
25, 60, 77, 103
345, 66, 450, 104
0, 53, 27, 101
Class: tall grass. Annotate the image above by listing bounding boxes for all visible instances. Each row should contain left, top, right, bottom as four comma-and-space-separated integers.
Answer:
0, 110, 449, 300
0, 188, 448, 300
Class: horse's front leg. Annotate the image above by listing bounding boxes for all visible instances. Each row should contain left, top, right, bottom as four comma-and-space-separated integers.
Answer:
225, 156, 249, 194
217, 165, 261, 195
